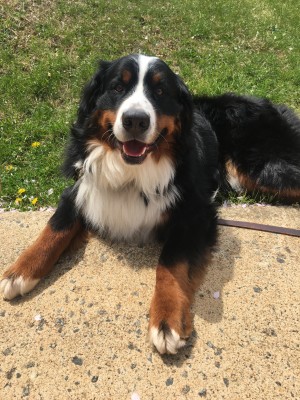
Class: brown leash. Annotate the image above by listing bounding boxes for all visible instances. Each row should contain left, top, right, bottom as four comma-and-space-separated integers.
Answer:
218, 219, 300, 238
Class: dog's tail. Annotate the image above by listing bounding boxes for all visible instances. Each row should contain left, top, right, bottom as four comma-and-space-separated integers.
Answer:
195, 93, 300, 203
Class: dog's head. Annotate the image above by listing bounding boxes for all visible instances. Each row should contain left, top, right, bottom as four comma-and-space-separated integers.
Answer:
75, 54, 193, 165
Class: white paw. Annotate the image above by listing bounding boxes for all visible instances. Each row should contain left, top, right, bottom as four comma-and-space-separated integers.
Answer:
149, 326, 187, 354
0, 276, 40, 300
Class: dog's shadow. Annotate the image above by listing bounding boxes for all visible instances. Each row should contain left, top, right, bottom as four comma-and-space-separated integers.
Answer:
194, 227, 240, 324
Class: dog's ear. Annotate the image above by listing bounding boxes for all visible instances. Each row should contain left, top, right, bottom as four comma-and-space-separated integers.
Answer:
177, 76, 194, 129
76, 60, 112, 125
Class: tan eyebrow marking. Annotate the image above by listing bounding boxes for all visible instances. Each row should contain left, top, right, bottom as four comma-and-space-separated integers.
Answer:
122, 69, 132, 84
152, 72, 163, 84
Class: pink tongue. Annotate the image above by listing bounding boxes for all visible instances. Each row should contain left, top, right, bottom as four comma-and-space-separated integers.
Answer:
123, 140, 147, 157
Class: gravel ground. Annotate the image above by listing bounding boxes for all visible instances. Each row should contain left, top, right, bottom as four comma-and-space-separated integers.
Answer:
0, 205, 299, 399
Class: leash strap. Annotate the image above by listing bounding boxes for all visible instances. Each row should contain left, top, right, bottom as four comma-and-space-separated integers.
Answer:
218, 218, 300, 238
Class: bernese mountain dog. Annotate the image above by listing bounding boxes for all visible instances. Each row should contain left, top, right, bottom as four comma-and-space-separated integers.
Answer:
1, 54, 300, 354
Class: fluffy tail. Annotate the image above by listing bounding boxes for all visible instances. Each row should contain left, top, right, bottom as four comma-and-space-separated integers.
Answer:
195, 93, 300, 203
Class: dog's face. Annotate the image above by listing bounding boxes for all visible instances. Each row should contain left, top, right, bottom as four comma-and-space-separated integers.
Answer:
79, 54, 192, 164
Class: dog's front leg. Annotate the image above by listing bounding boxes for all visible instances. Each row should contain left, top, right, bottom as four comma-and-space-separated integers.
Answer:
149, 262, 195, 354
149, 208, 217, 354
0, 187, 83, 300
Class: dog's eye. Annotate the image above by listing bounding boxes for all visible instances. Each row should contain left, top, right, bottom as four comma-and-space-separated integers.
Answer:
155, 87, 163, 96
114, 84, 124, 93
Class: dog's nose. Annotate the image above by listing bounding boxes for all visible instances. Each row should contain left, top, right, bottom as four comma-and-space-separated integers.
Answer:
122, 110, 150, 134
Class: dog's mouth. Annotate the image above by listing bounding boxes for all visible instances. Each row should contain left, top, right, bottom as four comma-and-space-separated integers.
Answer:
117, 129, 167, 164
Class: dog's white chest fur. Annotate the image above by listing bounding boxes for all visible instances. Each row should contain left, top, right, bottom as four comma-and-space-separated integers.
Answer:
75, 145, 179, 242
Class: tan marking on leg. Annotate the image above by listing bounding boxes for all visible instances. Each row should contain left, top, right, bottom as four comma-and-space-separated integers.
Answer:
150, 263, 193, 336
3, 222, 82, 281
149, 251, 212, 354
226, 159, 300, 202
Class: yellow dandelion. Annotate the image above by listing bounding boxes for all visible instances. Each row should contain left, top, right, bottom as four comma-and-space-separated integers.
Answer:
31, 141, 41, 148
31, 197, 38, 205
5, 165, 14, 171
15, 197, 22, 204
17, 188, 26, 195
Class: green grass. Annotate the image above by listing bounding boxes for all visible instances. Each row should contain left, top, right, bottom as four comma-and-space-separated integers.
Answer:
0, 0, 299, 209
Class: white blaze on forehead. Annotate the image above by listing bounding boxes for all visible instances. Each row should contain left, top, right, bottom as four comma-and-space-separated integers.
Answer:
135, 54, 157, 93
113, 55, 158, 144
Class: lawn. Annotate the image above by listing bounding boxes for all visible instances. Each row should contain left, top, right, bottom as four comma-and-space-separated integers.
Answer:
0, 0, 299, 209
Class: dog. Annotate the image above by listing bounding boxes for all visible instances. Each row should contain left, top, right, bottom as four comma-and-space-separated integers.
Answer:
1, 54, 300, 354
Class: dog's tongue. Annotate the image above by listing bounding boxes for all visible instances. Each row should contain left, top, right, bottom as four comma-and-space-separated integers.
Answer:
123, 140, 147, 157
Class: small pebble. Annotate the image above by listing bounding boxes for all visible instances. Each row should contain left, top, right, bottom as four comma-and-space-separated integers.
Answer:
223, 378, 229, 387
2, 348, 12, 356
6, 368, 16, 380
182, 385, 190, 394
72, 356, 83, 366
198, 389, 207, 397
22, 386, 30, 397
166, 377, 174, 386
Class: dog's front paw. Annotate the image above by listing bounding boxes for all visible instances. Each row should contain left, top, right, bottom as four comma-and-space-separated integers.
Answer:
149, 323, 188, 355
0, 275, 39, 300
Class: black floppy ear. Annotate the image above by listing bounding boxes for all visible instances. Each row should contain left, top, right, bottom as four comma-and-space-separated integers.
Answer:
177, 76, 193, 129
76, 60, 112, 125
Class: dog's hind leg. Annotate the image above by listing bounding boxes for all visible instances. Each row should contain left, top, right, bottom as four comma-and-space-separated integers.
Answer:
0, 187, 84, 300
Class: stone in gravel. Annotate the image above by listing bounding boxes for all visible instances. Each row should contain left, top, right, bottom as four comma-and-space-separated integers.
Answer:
2, 348, 12, 356
72, 356, 83, 366
22, 385, 30, 397
6, 368, 16, 379
223, 378, 229, 387
182, 385, 190, 394
166, 377, 174, 386
214, 347, 223, 356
